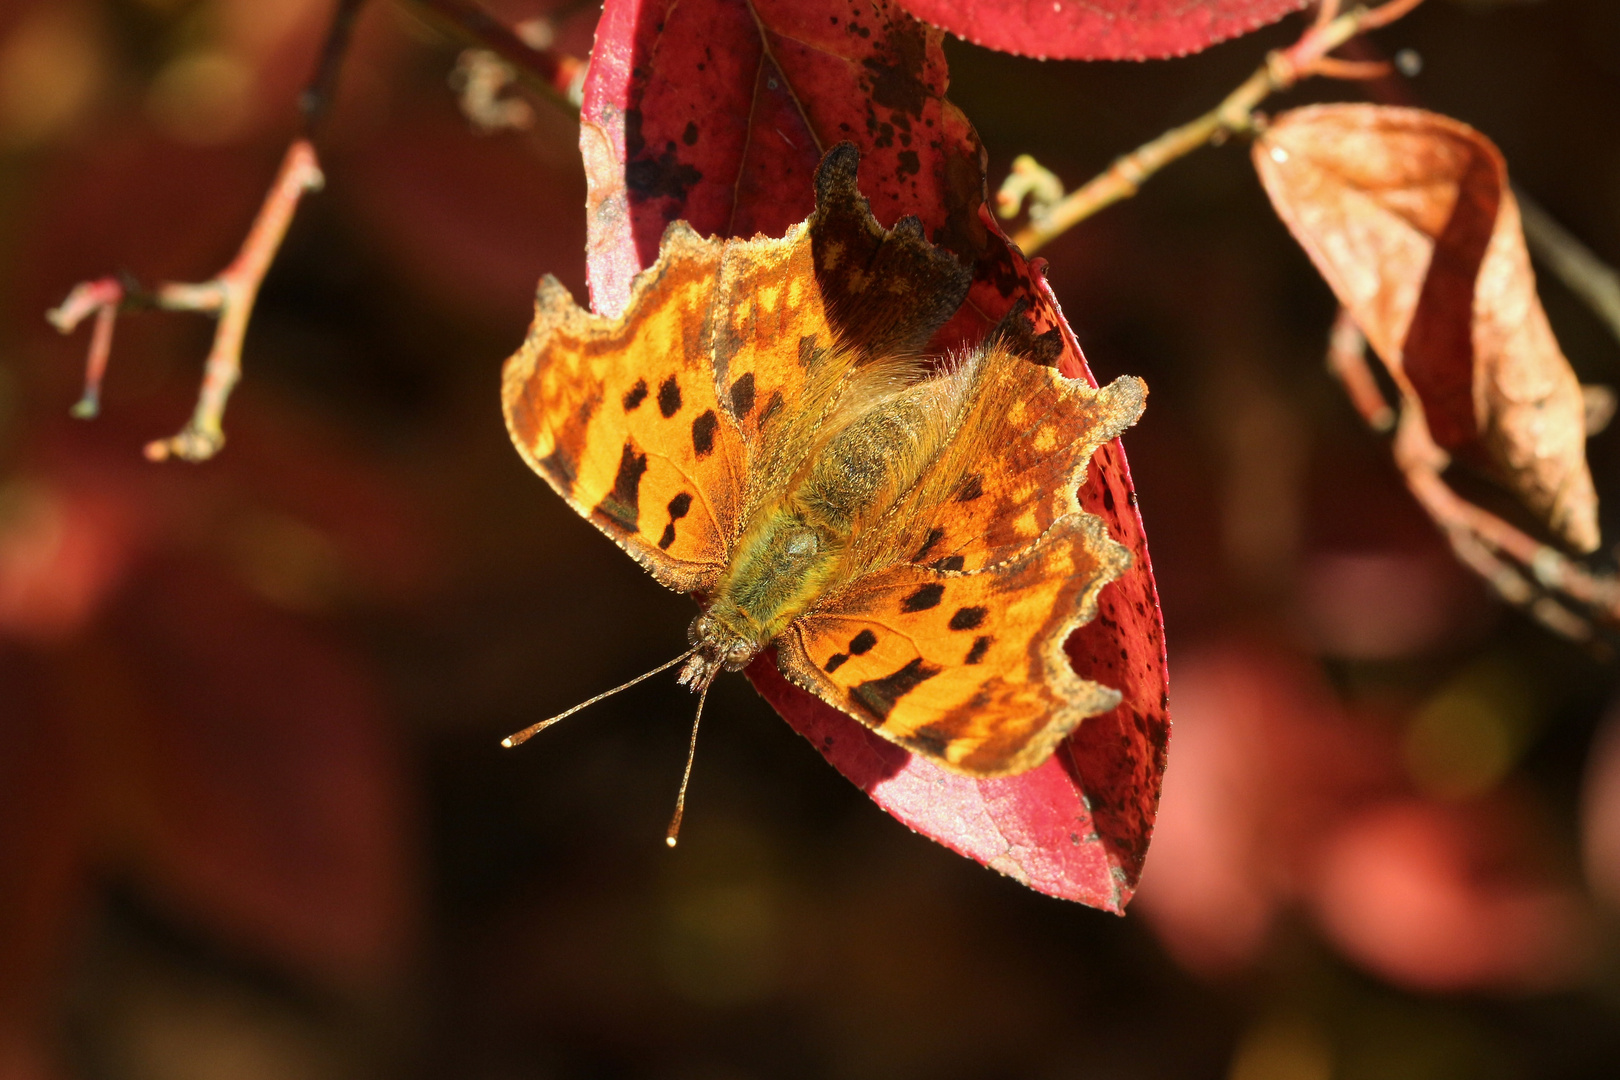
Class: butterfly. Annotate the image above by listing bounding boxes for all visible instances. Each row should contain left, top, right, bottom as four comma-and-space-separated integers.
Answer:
500, 144, 1146, 841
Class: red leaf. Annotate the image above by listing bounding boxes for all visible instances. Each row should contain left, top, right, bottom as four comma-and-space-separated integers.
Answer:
894, 0, 1308, 61
579, 0, 1167, 907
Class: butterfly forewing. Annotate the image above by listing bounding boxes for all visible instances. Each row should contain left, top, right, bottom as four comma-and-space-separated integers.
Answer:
502, 229, 749, 592
707, 232, 862, 523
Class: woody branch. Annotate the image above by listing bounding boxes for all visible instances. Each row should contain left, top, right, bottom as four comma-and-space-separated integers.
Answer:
1003, 0, 1427, 253
48, 139, 324, 462
46, 0, 586, 463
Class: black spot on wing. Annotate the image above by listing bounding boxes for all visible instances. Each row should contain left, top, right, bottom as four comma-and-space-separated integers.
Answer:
691, 410, 718, 457
622, 379, 648, 411
955, 473, 984, 502
825, 653, 848, 673
900, 583, 944, 612
657, 492, 693, 551
729, 372, 755, 417
852, 657, 942, 721
594, 441, 648, 533
965, 635, 992, 664
930, 555, 965, 572
760, 389, 785, 426
658, 376, 682, 417
913, 526, 944, 562
949, 606, 987, 631
848, 629, 877, 655
904, 724, 950, 758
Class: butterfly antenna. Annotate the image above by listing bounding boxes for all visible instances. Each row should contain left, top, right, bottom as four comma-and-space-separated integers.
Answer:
501, 647, 697, 748
664, 679, 711, 848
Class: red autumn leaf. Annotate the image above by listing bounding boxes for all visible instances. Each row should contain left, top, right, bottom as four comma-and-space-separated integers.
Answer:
894, 0, 1308, 61
578, 0, 1167, 908
1254, 105, 1598, 553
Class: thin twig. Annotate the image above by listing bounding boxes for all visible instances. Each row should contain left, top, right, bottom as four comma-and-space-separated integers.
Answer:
301, 0, 369, 132
47, 141, 324, 461
1011, 0, 1430, 254
46, 0, 385, 459
46, 277, 123, 418
1307, 57, 1394, 81
150, 141, 325, 461
1516, 189, 1620, 350
400, 0, 586, 112
1325, 306, 1395, 432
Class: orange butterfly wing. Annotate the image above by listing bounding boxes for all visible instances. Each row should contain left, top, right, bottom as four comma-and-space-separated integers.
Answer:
778, 347, 1147, 776
779, 516, 1129, 775
503, 240, 743, 590
869, 343, 1148, 576
501, 145, 975, 594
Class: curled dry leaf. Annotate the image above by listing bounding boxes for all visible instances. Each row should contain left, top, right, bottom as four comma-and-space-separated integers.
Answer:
576, 0, 1167, 908
1254, 105, 1598, 553
894, 0, 1307, 61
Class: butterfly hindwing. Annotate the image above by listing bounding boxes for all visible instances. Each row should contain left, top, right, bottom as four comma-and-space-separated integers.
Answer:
856, 344, 1146, 579
778, 514, 1130, 776
502, 227, 750, 592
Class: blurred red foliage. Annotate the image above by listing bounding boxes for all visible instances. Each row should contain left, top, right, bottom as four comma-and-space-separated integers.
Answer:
1136, 641, 1592, 992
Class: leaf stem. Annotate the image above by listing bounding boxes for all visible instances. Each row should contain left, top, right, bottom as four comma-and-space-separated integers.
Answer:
1011, 0, 1429, 255
1330, 314, 1620, 645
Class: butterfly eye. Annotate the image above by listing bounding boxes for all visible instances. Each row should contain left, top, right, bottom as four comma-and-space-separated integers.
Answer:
687, 613, 711, 646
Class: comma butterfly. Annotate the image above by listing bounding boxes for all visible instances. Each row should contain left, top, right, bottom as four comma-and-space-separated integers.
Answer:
500, 145, 1146, 840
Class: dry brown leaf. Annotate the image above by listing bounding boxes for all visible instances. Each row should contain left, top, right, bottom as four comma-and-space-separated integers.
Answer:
1254, 104, 1598, 553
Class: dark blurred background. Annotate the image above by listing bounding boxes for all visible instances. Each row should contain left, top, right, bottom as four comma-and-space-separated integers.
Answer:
2, 1, 1619, 1077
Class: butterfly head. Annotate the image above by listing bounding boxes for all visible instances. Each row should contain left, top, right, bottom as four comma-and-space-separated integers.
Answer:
678, 611, 759, 692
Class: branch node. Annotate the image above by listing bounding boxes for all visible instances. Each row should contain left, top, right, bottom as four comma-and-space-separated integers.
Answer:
44, 139, 323, 462
996, 154, 1066, 223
